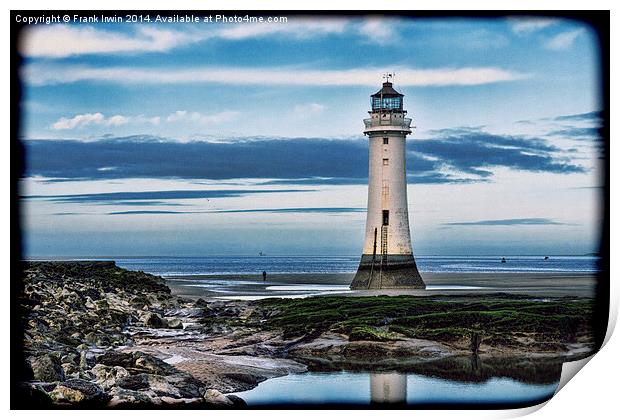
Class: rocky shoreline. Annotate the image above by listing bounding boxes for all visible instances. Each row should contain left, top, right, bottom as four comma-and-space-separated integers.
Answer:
16, 261, 596, 408
18, 261, 267, 407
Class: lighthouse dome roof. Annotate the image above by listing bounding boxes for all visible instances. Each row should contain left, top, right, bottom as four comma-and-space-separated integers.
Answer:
371, 82, 403, 98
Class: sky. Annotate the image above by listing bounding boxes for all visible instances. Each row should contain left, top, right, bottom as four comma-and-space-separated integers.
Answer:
17, 14, 605, 256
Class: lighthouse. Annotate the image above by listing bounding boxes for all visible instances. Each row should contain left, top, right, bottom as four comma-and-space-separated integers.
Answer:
350, 75, 425, 290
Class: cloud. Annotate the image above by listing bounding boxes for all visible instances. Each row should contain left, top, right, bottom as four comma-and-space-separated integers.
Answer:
553, 111, 601, 122
508, 17, 559, 35
544, 29, 584, 50
293, 103, 325, 114
51, 113, 105, 130
109, 210, 192, 215
23, 137, 369, 181
547, 127, 600, 140
165, 110, 239, 125
23, 125, 584, 185
102, 207, 364, 216
208, 207, 365, 214
51, 113, 160, 130
20, 25, 202, 58
23, 64, 528, 87
104, 200, 184, 206
415, 128, 583, 177
215, 17, 348, 41
24, 189, 308, 204
517, 111, 602, 125
18, 18, 400, 59
444, 218, 565, 226
358, 18, 400, 45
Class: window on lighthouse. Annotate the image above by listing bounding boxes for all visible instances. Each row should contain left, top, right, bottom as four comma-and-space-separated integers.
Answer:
383, 158, 389, 166
383, 138, 389, 145
382, 210, 390, 226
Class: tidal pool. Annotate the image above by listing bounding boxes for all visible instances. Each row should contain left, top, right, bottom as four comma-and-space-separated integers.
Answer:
231, 371, 559, 407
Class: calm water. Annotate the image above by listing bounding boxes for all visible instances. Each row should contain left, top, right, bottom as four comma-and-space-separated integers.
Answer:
105, 255, 598, 276
231, 371, 558, 407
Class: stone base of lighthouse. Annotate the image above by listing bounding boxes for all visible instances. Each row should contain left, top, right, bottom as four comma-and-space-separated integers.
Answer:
350, 254, 425, 290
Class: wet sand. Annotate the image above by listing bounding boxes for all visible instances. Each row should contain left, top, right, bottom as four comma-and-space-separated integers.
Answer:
165, 272, 598, 301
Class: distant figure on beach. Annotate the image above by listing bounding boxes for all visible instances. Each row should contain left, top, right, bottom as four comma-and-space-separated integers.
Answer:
501, 257, 506, 263
262, 271, 267, 282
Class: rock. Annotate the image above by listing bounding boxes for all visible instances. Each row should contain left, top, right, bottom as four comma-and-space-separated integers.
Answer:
79, 350, 98, 370
133, 352, 176, 375
140, 312, 167, 328
60, 353, 78, 364
203, 389, 234, 406
48, 379, 107, 405
30, 355, 65, 382
85, 297, 96, 309
61, 363, 80, 378
19, 262, 222, 407
95, 351, 134, 368
164, 308, 205, 318
107, 387, 162, 407
111, 370, 204, 400
17, 383, 53, 408
116, 373, 150, 390
166, 318, 184, 329
145, 374, 184, 398
95, 299, 110, 310
226, 394, 247, 406
84, 332, 98, 345
160, 396, 204, 406
92, 364, 130, 389
164, 373, 205, 398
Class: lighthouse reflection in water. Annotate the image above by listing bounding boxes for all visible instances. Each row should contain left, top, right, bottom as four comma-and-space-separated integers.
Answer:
232, 368, 559, 406
370, 373, 407, 404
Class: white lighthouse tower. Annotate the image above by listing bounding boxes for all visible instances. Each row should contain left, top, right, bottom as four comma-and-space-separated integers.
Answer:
351, 75, 425, 289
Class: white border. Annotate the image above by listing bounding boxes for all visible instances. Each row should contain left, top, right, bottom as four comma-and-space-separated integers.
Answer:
4, 1, 616, 419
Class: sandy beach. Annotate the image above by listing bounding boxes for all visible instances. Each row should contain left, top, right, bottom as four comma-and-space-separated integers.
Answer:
165, 272, 598, 300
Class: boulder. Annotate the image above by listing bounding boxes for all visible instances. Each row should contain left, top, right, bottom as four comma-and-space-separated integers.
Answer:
17, 383, 53, 408
95, 351, 134, 368
140, 312, 167, 328
116, 373, 150, 391
133, 352, 176, 375
107, 387, 162, 407
61, 363, 80, 379
144, 374, 184, 398
91, 364, 130, 389
48, 379, 107, 405
159, 396, 204, 406
203, 389, 234, 406
164, 373, 205, 398
30, 355, 65, 382
166, 318, 184, 329
164, 308, 205, 318
227, 394, 247, 406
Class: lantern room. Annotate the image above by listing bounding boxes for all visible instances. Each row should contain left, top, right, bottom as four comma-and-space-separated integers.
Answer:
370, 81, 403, 112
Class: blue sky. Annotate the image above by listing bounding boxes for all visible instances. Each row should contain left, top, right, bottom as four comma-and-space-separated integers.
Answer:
18, 15, 604, 256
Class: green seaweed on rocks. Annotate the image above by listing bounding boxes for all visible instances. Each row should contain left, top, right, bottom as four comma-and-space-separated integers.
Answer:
250, 294, 596, 349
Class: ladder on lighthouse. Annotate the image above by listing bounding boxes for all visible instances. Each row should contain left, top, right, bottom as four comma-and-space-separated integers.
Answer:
368, 226, 388, 289
379, 226, 388, 288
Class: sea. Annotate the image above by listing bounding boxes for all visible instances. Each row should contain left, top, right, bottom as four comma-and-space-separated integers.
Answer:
105, 255, 599, 277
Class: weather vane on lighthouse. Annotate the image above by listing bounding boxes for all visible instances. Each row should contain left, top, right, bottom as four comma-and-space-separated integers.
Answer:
350, 76, 425, 290
382, 72, 395, 84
